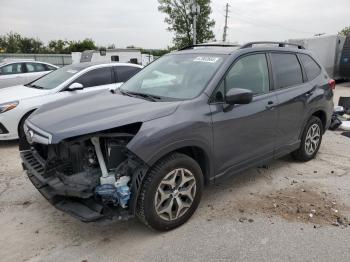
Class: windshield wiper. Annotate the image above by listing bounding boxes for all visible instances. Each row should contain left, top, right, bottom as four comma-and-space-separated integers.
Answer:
26, 84, 44, 89
119, 90, 161, 102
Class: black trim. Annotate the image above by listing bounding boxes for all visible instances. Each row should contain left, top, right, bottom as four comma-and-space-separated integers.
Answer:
0, 123, 9, 134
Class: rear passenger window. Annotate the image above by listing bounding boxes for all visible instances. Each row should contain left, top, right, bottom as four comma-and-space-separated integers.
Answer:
26, 63, 46, 72
299, 54, 321, 81
75, 67, 113, 88
225, 54, 270, 95
270, 53, 303, 89
115, 66, 141, 82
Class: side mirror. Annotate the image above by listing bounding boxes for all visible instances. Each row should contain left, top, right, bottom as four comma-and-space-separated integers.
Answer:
68, 82, 84, 91
225, 88, 253, 105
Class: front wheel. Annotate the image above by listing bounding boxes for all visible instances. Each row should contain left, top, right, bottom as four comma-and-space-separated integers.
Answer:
136, 153, 203, 231
292, 116, 323, 161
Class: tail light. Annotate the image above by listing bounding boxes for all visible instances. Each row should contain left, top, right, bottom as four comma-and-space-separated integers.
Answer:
328, 79, 336, 90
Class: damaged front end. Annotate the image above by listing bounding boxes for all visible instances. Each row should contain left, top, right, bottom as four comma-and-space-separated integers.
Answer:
20, 123, 148, 222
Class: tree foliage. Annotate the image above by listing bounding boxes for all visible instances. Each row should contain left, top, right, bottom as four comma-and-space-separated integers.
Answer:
339, 26, 350, 37
158, 0, 215, 48
0, 32, 97, 54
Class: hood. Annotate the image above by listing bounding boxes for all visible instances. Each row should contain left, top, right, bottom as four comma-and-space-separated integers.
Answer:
0, 85, 50, 103
28, 90, 181, 143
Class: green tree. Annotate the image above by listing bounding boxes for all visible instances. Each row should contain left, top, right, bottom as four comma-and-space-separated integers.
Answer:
339, 26, 350, 37
68, 39, 97, 52
158, 0, 215, 48
48, 40, 69, 54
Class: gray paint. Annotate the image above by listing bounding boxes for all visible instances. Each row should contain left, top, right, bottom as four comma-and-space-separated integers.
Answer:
26, 45, 334, 182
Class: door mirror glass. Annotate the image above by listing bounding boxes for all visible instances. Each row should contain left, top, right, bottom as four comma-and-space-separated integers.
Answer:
68, 82, 84, 91
225, 88, 253, 105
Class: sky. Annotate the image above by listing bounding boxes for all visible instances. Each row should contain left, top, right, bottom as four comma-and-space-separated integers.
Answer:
0, 0, 349, 49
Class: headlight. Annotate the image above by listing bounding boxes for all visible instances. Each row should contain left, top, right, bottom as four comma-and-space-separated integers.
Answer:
0, 101, 19, 114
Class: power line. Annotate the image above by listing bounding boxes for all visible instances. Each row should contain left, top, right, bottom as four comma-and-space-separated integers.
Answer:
223, 3, 230, 42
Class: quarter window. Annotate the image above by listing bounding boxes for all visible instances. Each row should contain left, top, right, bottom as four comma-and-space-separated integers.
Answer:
299, 54, 321, 81
115, 66, 141, 82
225, 54, 270, 95
270, 53, 303, 89
0, 63, 23, 75
74, 67, 113, 88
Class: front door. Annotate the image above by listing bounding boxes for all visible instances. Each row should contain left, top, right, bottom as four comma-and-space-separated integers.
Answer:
210, 53, 278, 177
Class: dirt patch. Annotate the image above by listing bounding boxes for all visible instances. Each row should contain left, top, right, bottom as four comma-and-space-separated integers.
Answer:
238, 187, 350, 227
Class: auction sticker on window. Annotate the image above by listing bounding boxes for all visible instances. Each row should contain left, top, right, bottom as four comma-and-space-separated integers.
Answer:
193, 56, 220, 63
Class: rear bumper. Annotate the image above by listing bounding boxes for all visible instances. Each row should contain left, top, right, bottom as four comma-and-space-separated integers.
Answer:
21, 149, 129, 222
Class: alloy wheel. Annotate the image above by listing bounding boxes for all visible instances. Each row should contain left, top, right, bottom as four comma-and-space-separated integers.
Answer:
305, 123, 321, 155
154, 168, 197, 221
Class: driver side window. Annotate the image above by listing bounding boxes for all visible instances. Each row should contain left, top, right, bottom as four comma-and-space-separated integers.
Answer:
214, 54, 270, 102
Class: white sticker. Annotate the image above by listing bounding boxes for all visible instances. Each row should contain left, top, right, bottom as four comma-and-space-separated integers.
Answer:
193, 56, 220, 63
67, 70, 78, 74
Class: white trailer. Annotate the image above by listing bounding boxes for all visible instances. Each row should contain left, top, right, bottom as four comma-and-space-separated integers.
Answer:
289, 35, 350, 80
72, 48, 152, 66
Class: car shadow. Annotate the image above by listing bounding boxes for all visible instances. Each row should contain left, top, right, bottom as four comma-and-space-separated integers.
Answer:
0, 139, 19, 148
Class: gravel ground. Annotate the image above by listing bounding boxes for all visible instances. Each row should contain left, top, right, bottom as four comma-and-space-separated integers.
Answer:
0, 83, 350, 262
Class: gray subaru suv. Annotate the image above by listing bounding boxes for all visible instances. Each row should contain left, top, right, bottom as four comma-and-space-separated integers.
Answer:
20, 42, 334, 231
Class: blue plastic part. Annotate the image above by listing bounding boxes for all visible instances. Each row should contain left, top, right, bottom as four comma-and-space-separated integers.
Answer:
95, 184, 131, 208
116, 185, 131, 208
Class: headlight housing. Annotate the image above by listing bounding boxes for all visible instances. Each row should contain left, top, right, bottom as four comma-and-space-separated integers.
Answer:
0, 101, 19, 114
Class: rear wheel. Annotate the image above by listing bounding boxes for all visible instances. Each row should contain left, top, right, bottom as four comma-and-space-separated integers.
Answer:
136, 153, 203, 231
292, 116, 323, 161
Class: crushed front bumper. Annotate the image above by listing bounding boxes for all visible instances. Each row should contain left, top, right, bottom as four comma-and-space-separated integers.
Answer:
21, 149, 129, 222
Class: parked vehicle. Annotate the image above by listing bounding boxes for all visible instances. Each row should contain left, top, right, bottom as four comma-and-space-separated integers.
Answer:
20, 42, 334, 231
0, 59, 58, 89
289, 35, 350, 80
0, 62, 142, 144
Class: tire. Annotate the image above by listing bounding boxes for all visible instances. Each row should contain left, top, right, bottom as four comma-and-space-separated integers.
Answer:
136, 153, 204, 231
18, 113, 32, 151
292, 116, 323, 162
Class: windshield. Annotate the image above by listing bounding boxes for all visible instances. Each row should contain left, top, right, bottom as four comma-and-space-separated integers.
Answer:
120, 53, 225, 100
28, 67, 81, 90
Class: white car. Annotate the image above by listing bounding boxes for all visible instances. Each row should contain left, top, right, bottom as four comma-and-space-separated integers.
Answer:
0, 62, 142, 143
0, 60, 58, 89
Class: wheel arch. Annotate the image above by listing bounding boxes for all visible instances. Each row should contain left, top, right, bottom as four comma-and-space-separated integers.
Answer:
311, 110, 327, 132
299, 108, 328, 140
145, 143, 213, 185
17, 109, 37, 135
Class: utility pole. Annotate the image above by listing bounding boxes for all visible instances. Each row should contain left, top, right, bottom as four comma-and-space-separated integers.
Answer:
223, 3, 230, 42
192, 0, 200, 45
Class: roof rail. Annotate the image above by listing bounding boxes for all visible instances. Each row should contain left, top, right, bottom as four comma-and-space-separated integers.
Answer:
180, 43, 241, 51
240, 41, 305, 50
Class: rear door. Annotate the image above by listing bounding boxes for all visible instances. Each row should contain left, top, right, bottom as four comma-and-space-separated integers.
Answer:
210, 53, 278, 176
269, 52, 312, 156
0, 63, 26, 88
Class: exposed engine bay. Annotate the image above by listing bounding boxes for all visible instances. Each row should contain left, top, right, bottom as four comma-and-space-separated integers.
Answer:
20, 126, 148, 221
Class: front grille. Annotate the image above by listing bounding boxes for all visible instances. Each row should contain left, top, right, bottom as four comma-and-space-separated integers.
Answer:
33, 143, 48, 160
0, 123, 9, 134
